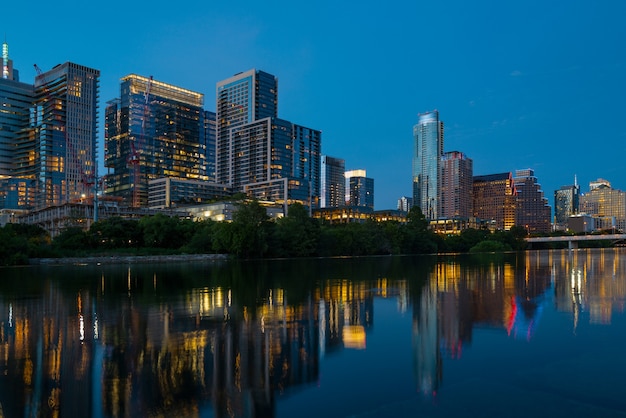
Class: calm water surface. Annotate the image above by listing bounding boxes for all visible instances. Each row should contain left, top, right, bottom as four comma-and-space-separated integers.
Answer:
0, 249, 625, 417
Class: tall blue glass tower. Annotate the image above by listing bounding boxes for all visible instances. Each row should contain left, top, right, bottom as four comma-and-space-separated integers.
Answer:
216, 69, 321, 211
412, 110, 443, 220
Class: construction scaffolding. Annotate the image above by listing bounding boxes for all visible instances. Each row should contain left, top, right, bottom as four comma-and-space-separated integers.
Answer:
18, 201, 189, 237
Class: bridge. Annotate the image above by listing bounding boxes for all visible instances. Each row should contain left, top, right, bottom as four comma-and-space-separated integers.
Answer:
525, 234, 626, 250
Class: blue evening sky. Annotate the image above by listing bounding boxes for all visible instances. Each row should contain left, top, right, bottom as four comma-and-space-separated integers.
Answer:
4, 1, 625, 209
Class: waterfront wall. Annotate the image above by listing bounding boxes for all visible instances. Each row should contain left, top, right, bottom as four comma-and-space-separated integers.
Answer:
30, 253, 229, 265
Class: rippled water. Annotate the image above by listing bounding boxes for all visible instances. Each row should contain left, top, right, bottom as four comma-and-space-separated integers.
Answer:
0, 249, 625, 417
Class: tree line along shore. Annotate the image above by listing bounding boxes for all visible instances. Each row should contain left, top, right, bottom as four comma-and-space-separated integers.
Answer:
0, 200, 612, 267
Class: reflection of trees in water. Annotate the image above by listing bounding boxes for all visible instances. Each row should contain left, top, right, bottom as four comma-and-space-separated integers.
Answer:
2, 251, 623, 415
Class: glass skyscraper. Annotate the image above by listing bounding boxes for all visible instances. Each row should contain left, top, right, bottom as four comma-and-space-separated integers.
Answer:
3, 61, 102, 210
413, 110, 443, 220
216, 69, 278, 186
345, 169, 374, 209
216, 69, 321, 211
321, 155, 346, 208
554, 179, 580, 230
580, 179, 626, 232
0, 43, 34, 210
105, 75, 207, 207
32, 63, 100, 208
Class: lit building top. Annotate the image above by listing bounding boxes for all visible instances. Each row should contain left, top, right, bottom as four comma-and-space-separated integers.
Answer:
345, 169, 367, 178
122, 74, 203, 107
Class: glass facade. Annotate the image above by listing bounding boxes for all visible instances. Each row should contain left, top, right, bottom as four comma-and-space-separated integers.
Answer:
0, 78, 33, 180
321, 155, 346, 208
105, 75, 206, 207
31, 62, 100, 209
413, 110, 443, 220
580, 180, 626, 232
554, 183, 580, 229
216, 69, 278, 186
215, 69, 320, 211
292, 124, 321, 209
346, 170, 374, 209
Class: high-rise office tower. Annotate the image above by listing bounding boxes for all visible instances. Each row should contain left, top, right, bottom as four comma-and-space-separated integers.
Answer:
215, 69, 320, 210
105, 74, 206, 206
554, 178, 580, 230
0, 43, 33, 210
580, 179, 626, 232
440, 151, 473, 219
473, 172, 517, 231
513, 169, 551, 233
216, 69, 278, 186
413, 110, 443, 220
203, 110, 217, 182
345, 169, 374, 209
32, 62, 100, 208
321, 155, 346, 208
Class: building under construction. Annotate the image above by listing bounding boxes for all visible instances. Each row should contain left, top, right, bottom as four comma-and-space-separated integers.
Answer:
104, 75, 211, 207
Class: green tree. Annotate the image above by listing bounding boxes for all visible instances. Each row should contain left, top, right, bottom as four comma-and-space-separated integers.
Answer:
0, 224, 51, 265
139, 213, 190, 249
404, 206, 438, 254
183, 219, 216, 254
54, 226, 90, 251
274, 203, 320, 257
230, 200, 271, 258
88, 216, 142, 248
469, 239, 511, 253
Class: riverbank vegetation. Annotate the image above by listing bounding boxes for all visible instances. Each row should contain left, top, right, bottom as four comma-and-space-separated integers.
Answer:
0, 200, 612, 266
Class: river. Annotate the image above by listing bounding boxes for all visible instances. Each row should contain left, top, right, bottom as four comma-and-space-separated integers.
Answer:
0, 249, 625, 417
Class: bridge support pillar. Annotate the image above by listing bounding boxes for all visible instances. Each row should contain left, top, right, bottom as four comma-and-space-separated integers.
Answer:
568, 240, 578, 250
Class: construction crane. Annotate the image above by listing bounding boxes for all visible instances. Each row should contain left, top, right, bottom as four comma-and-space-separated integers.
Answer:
128, 75, 153, 207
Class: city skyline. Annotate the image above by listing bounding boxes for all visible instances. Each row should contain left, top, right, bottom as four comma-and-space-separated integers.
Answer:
3, 0, 625, 209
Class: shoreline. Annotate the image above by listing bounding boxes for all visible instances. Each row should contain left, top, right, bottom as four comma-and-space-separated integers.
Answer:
29, 253, 229, 266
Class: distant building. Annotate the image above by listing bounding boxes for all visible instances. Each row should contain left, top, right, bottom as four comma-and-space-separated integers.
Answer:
215, 69, 321, 211
440, 151, 473, 219
580, 179, 626, 232
412, 110, 443, 220
568, 214, 595, 234
513, 169, 551, 233
0, 46, 34, 210
105, 74, 207, 207
312, 206, 406, 224
554, 179, 580, 231
321, 155, 345, 208
185, 200, 285, 222
472, 172, 517, 231
148, 177, 233, 209
345, 169, 374, 209
397, 196, 413, 212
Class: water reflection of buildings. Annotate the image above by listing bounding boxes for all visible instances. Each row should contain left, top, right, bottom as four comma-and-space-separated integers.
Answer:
0, 270, 409, 417
3, 252, 623, 415
411, 254, 553, 395
551, 249, 626, 328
